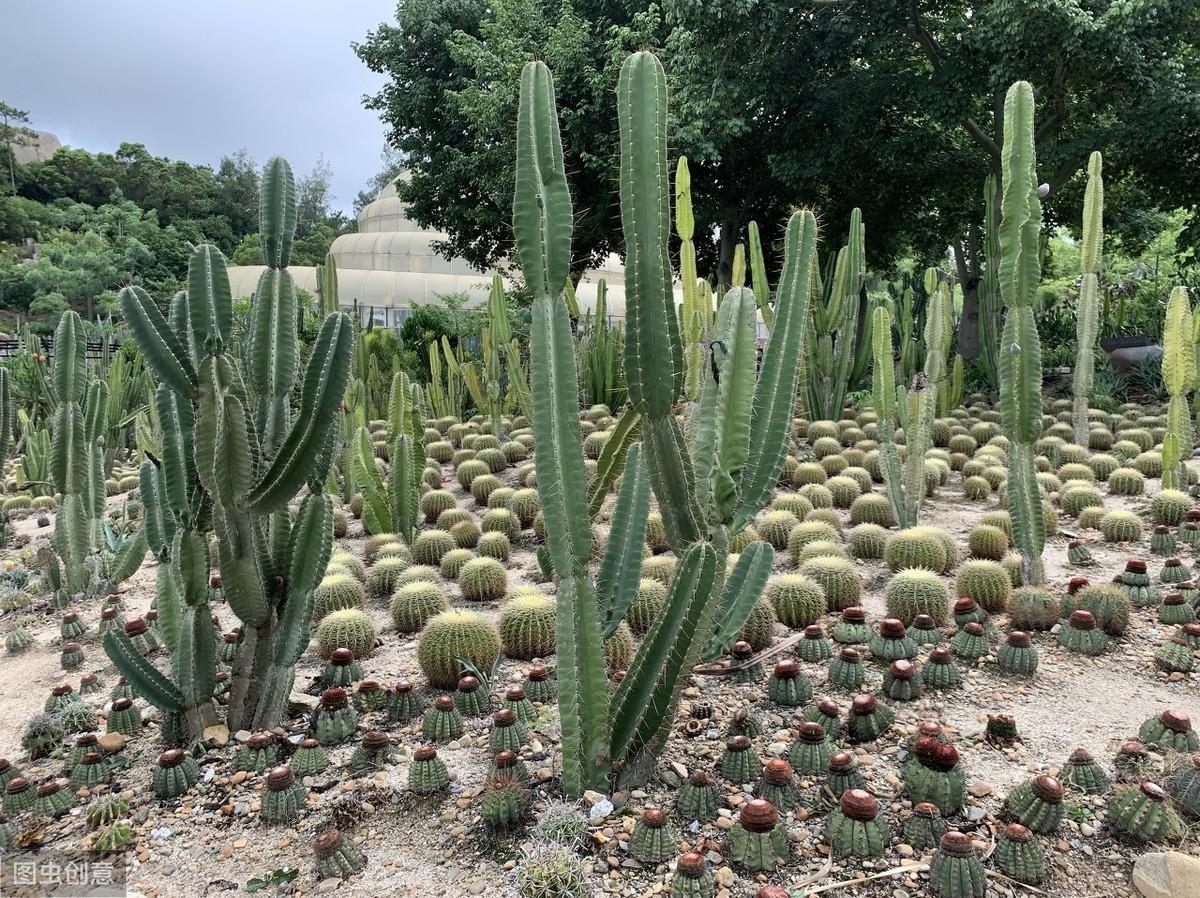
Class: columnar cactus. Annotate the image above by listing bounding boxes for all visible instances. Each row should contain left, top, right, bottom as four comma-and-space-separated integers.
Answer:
1162, 286, 1196, 489
997, 82, 1046, 585
1072, 153, 1103, 447
515, 53, 813, 795
108, 157, 349, 739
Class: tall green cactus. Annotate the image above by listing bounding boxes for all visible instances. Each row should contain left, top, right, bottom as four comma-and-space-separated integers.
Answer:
676, 158, 710, 401
977, 175, 1003, 392
1162, 287, 1194, 490
803, 210, 866, 420
356, 371, 426, 542
997, 82, 1046, 586
1073, 152, 1104, 445
108, 157, 350, 739
516, 53, 814, 795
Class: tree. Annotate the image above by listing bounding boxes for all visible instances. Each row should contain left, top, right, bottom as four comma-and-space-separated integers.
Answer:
0, 102, 36, 193
354, 144, 406, 213
296, 155, 335, 238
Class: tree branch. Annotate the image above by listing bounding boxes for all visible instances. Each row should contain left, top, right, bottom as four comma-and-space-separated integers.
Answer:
1035, 52, 1068, 143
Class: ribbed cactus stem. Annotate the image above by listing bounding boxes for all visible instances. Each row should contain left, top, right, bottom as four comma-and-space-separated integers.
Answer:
1162, 286, 1195, 489
997, 82, 1046, 586
1073, 152, 1103, 447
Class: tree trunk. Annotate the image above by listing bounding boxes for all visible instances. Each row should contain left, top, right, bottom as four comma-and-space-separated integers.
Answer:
716, 213, 738, 291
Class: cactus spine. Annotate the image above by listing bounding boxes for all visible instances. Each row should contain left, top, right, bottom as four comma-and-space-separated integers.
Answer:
108, 157, 350, 739
516, 53, 813, 795
1162, 285, 1194, 490
997, 82, 1046, 586
1073, 152, 1103, 447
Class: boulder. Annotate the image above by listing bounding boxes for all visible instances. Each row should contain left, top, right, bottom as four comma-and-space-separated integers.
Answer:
1133, 851, 1200, 898
1108, 344, 1162, 373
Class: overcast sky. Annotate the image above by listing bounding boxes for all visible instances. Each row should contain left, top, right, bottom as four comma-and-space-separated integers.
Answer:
1, 0, 396, 213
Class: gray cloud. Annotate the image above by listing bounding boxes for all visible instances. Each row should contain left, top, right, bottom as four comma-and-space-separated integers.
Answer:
0, 0, 396, 213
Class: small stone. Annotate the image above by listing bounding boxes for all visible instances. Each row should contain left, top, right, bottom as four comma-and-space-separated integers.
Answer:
715, 867, 736, 888
317, 877, 340, 892
465, 880, 485, 895
589, 799, 613, 821
897, 844, 914, 858
1133, 851, 1200, 898
967, 783, 993, 798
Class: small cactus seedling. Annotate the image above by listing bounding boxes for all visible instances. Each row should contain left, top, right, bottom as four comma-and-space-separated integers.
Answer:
1138, 709, 1199, 753
994, 823, 1046, 885
995, 631, 1038, 676
408, 746, 449, 794
347, 731, 396, 776
152, 749, 199, 800
481, 781, 530, 831
1004, 774, 1064, 834
929, 831, 986, 898
422, 695, 464, 743
728, 799, 788, 872
827, 647, 866, 691
487, 749, 531, 787
789, 722, 833, 774
677, 769, 721, 822
756, 759, 800, 811
846, 694, 894, 743
386, 681, 423, 723
826, 789, 888, 858
922, 646, 963, 691
313, 828, 366, 880
311, 688, 359, 744
629, 807, 674, 864
1061, 747, 1108, 795
669, 852, 713, 898
985, 714, 1020, 745
291, 738, 329, 777
826, 750, 866, 798
796, 624, 833, 661
902, 802, 947, 850
766, 659, 812, 707
1107, 780, 1186, 844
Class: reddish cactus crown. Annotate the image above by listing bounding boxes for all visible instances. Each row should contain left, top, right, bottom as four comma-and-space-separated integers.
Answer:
414, 746, 437, 762
912, 614, 936, 629
51, 684, 72, 697
804, 625, 826, 638
840, 788, 879, 821
62, 612, 78, 624
1068, 540, 1082, 549
889, 659, 915, 679
159, 748, 185, 768
732, 640, 753, 657
1120, 741, 1148, 758
1188, 510, 1200, 522
81, 675, 97, 687
224, 633, 238, 644
359, 680, 382, 693
1006, 631, 1031, 647
739, 798, 779, 832
6, 777, 29, 793
1067, 609, 1096, 629
1164, 592, 1185, 606
1161, 709, 1192, 733
954, 597, 978, 614
641, 807, 667, 828
75, 733, 97, 748
1140, 781, 1168, 801
727, 735, 752, 752
799, 722, 827, 743
842, 606, 866, 623
61, 642, 81, 654
1183, 623, 1200, 637
81, 751, 103, 766
494, 709, 516, 727
36, 780, 60, 798
677, 853, 706, 878
322, 688, 349, 708
917, 720, 943, 739
1125, 559, 1147, 574
839, 647, 861, 663
939, 831, 976, 857
248, 732, 274, 750
1155, 525, 1170, 534
689, 769, 716, 787
1004, 823, 1032, 843
101, 608, 118, 619
1166, 557, 1183, 567
851, 694, 877, 715
880, 619, 906, 638
1067, 577, 1089, 595
929, 742, 960, 772
330, 647, 354, 665
1031, 775, 1063, 803
505, 687, 527, 702
458, 675, 480, 693
313, 828, 343, 859
964, 622, 985, 636
363, 731, 389, 750
773, 659, 800, 679
393, 681, 413, 694
111, 697, 133, 712
1068, 747, 1093, 765
763, 759, 793, 784
914, 801, 941, 817
266, 766, 295, 790
756, 888, 790, 898
434, 694, 456, 711
124, 618, 148, 636
527, 666, 548, 682
493, 750, 517, 769
818, 699, 840, 718
829, 751, 855, 773
929, 646, 954, 664
300, 738, 320, 750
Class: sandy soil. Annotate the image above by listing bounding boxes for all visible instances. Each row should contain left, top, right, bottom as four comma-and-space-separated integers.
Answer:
0, 445, 1197, 898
